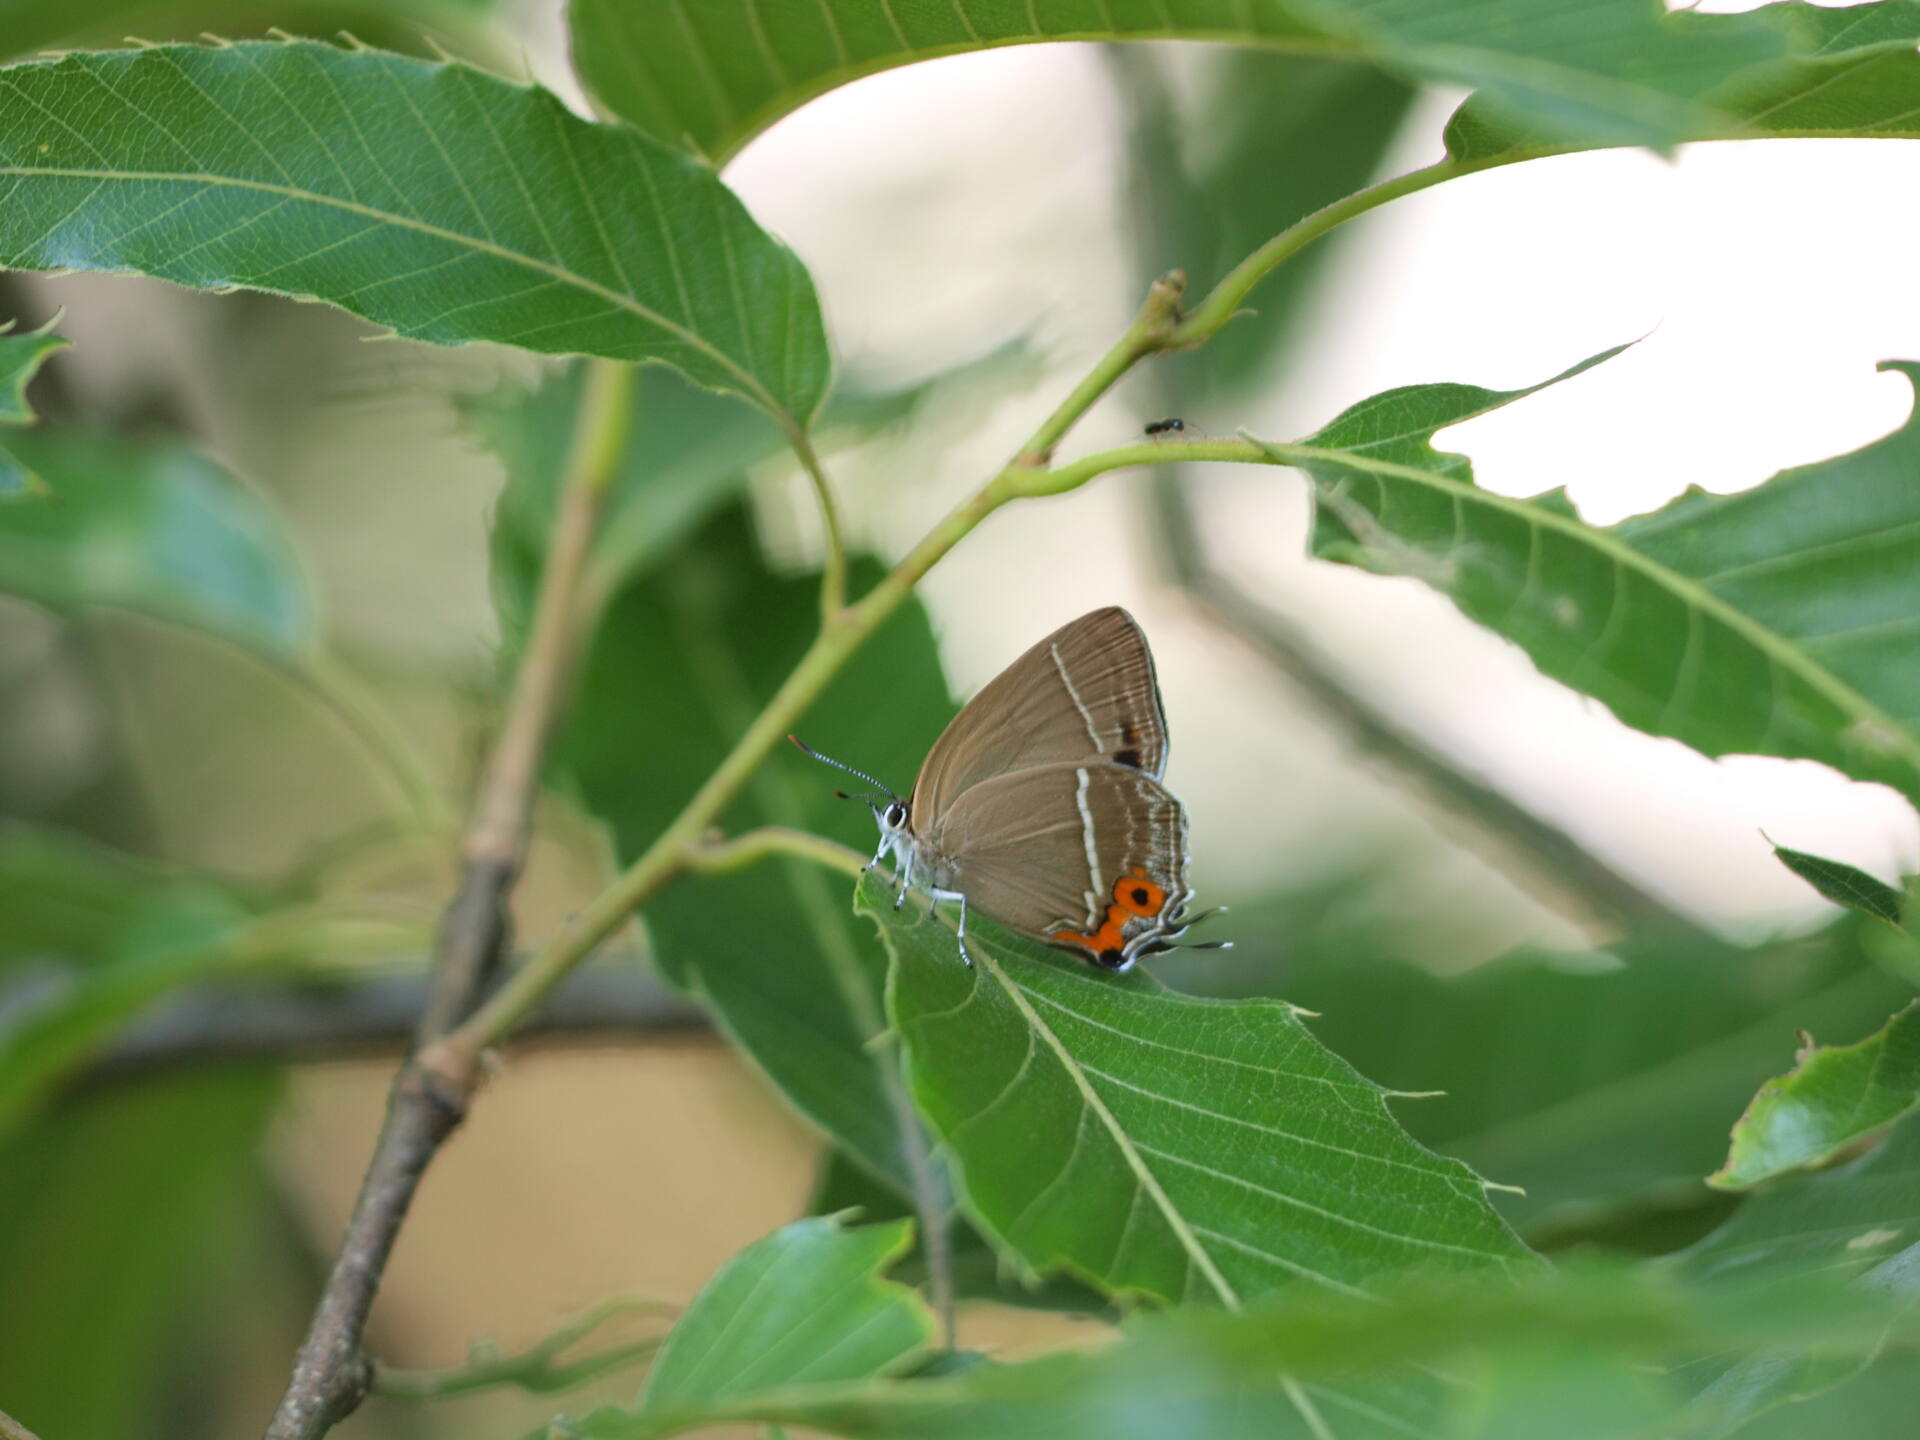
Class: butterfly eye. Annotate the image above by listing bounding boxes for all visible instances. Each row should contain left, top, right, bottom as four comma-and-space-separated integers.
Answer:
884, 802, 907, 828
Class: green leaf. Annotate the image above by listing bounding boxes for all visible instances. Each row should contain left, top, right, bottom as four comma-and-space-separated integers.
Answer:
1195, 914, 1915, 1234
477, 345, 1024, 648
477, 362, 774, 649
0, 41, 829, 422
552, 504, 955, 1195
636, 1216, 934, 1420
0, 824, 198, 967
1712, 1003, 1920, 1191
867, 874, 1533, 1308
0, 315, 63, 427
548, 1260, 1920, 1440
0, 878, 261, 1135
569, 0, 1796, 165
0, 427, 314, 660
1447, 0, 1920, 161
0, 0, 500, 65
0, 314, 66, 496
810, 1148, 1110, 1316
1675, 1114, 1920, 1435
1256, 353, 1920, 814
0, 1067, 282, 1440
1770, 843, 1908, 929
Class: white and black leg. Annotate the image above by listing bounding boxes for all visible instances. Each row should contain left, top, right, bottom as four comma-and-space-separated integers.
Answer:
893, 849, 915, 910
927, 887, 971, 967
862, 833, 888, 875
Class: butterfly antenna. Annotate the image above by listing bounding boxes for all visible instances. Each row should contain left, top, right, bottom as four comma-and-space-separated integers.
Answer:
788, 735, 900, 800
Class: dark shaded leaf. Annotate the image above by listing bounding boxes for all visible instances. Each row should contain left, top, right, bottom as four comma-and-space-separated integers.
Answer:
552, 504, 954, 1195
0, 41, 829, 422
1675, 1114, 1920, 1436
1166, 908, 1913, 1233
1771, 843, 1907, 929
0, 1068, 282, 1440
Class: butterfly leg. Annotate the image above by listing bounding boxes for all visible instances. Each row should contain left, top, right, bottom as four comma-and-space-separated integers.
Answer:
893, 850, 915, 910
925, 888, 973, 967
954, 893, 974, 967
862, 833, 888, 875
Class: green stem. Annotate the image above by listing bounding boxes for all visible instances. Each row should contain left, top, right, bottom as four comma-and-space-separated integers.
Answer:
1014, 270, 1188, 465
685, 826, 865, 878
294, 654, 450, 837
371, 1298, 673, 1400
786, 425, 849, 621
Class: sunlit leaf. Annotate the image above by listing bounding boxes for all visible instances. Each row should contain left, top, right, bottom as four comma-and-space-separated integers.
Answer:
0, 428, 314, 661
569, 0, 1796, 165
0, 41, 829, 422
1770, 843, 1908, 929
1254, 354, 1920, 813
1712, 1003, 1920, 1191
637, 1216, 933, 1418
867, 875, 1533, 1309
552, 504, 955, 1196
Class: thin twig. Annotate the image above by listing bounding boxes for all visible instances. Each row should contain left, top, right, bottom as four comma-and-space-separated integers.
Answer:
785, 426, 849, 622
0, 1407, 43, 1440
371, 1297, 675, 1400
265, 359, 633, 1440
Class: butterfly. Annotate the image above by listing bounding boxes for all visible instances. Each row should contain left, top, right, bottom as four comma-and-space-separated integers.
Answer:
794, 607, 1224, 969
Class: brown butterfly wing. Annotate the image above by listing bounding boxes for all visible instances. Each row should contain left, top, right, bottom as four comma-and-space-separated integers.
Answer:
910, 607, 1169, 823
924, 761, 1192, 967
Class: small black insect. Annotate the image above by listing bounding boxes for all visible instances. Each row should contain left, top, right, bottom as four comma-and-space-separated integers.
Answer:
1144, 417, 1185, 437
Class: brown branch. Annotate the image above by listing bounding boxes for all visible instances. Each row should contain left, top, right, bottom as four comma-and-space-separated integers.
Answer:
264, 361, 633, 1440
80, 968, 706, 1083
0, 1406, 44, 1440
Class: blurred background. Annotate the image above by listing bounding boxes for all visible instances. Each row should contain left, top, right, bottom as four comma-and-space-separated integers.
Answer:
3, 0, 1919, 1436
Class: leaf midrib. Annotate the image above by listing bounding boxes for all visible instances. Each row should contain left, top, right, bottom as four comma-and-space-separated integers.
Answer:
1268, 439, 1920, 782
0, 161, 786, 421
974, 944, 1242, 1308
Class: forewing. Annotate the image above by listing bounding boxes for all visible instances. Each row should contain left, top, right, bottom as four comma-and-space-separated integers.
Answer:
911, 607, 1168, 821
927, 762, 1191, 961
